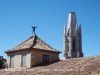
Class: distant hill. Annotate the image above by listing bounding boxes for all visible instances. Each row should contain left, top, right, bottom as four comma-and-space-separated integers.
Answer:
0, 56, 100, 75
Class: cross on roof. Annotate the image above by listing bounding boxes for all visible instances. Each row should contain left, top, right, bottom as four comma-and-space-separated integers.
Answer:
71, 6, 73, 11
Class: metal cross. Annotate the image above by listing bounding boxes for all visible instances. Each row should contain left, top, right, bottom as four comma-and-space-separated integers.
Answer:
71, 6, 73, 11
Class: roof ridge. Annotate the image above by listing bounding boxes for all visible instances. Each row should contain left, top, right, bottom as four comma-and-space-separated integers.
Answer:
30, 34, 37, 48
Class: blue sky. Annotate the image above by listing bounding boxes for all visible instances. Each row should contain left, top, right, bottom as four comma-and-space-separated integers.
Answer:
0, 0, 100, 59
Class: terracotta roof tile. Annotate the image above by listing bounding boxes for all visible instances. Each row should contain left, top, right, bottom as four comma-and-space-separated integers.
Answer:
5, 34, 61, 53
1, 56, 100, 75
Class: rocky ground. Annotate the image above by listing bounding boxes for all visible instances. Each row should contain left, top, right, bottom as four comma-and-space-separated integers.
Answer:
0, 56, 100, 75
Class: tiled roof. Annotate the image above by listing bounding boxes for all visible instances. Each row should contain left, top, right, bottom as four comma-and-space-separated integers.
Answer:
5, 34, 61, 53
1, 56, 100, 75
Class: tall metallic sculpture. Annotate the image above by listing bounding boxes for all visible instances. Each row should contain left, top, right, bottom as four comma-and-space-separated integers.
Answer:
31, 26, 38, 34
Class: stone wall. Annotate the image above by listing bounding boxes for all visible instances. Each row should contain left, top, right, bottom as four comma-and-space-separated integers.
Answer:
7, 50, 31, 68
31, 49, 59, 67
7, 49, 59, 68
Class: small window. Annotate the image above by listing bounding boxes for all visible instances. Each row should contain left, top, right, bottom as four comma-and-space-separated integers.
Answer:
73, 40, 75, 52
42, 54, 49, 62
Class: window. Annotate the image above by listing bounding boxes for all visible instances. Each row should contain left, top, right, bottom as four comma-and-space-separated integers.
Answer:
42, 54, 49, 62
22, 54, 27, 66
10, 55, 14, 67
73, 40, 75, 52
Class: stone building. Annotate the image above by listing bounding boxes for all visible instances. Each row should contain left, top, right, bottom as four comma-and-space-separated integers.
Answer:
5, 34, 60, 68
63, 12, 84, 60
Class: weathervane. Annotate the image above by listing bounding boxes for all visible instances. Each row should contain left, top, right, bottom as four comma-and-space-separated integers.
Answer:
31, 26, 38, 34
